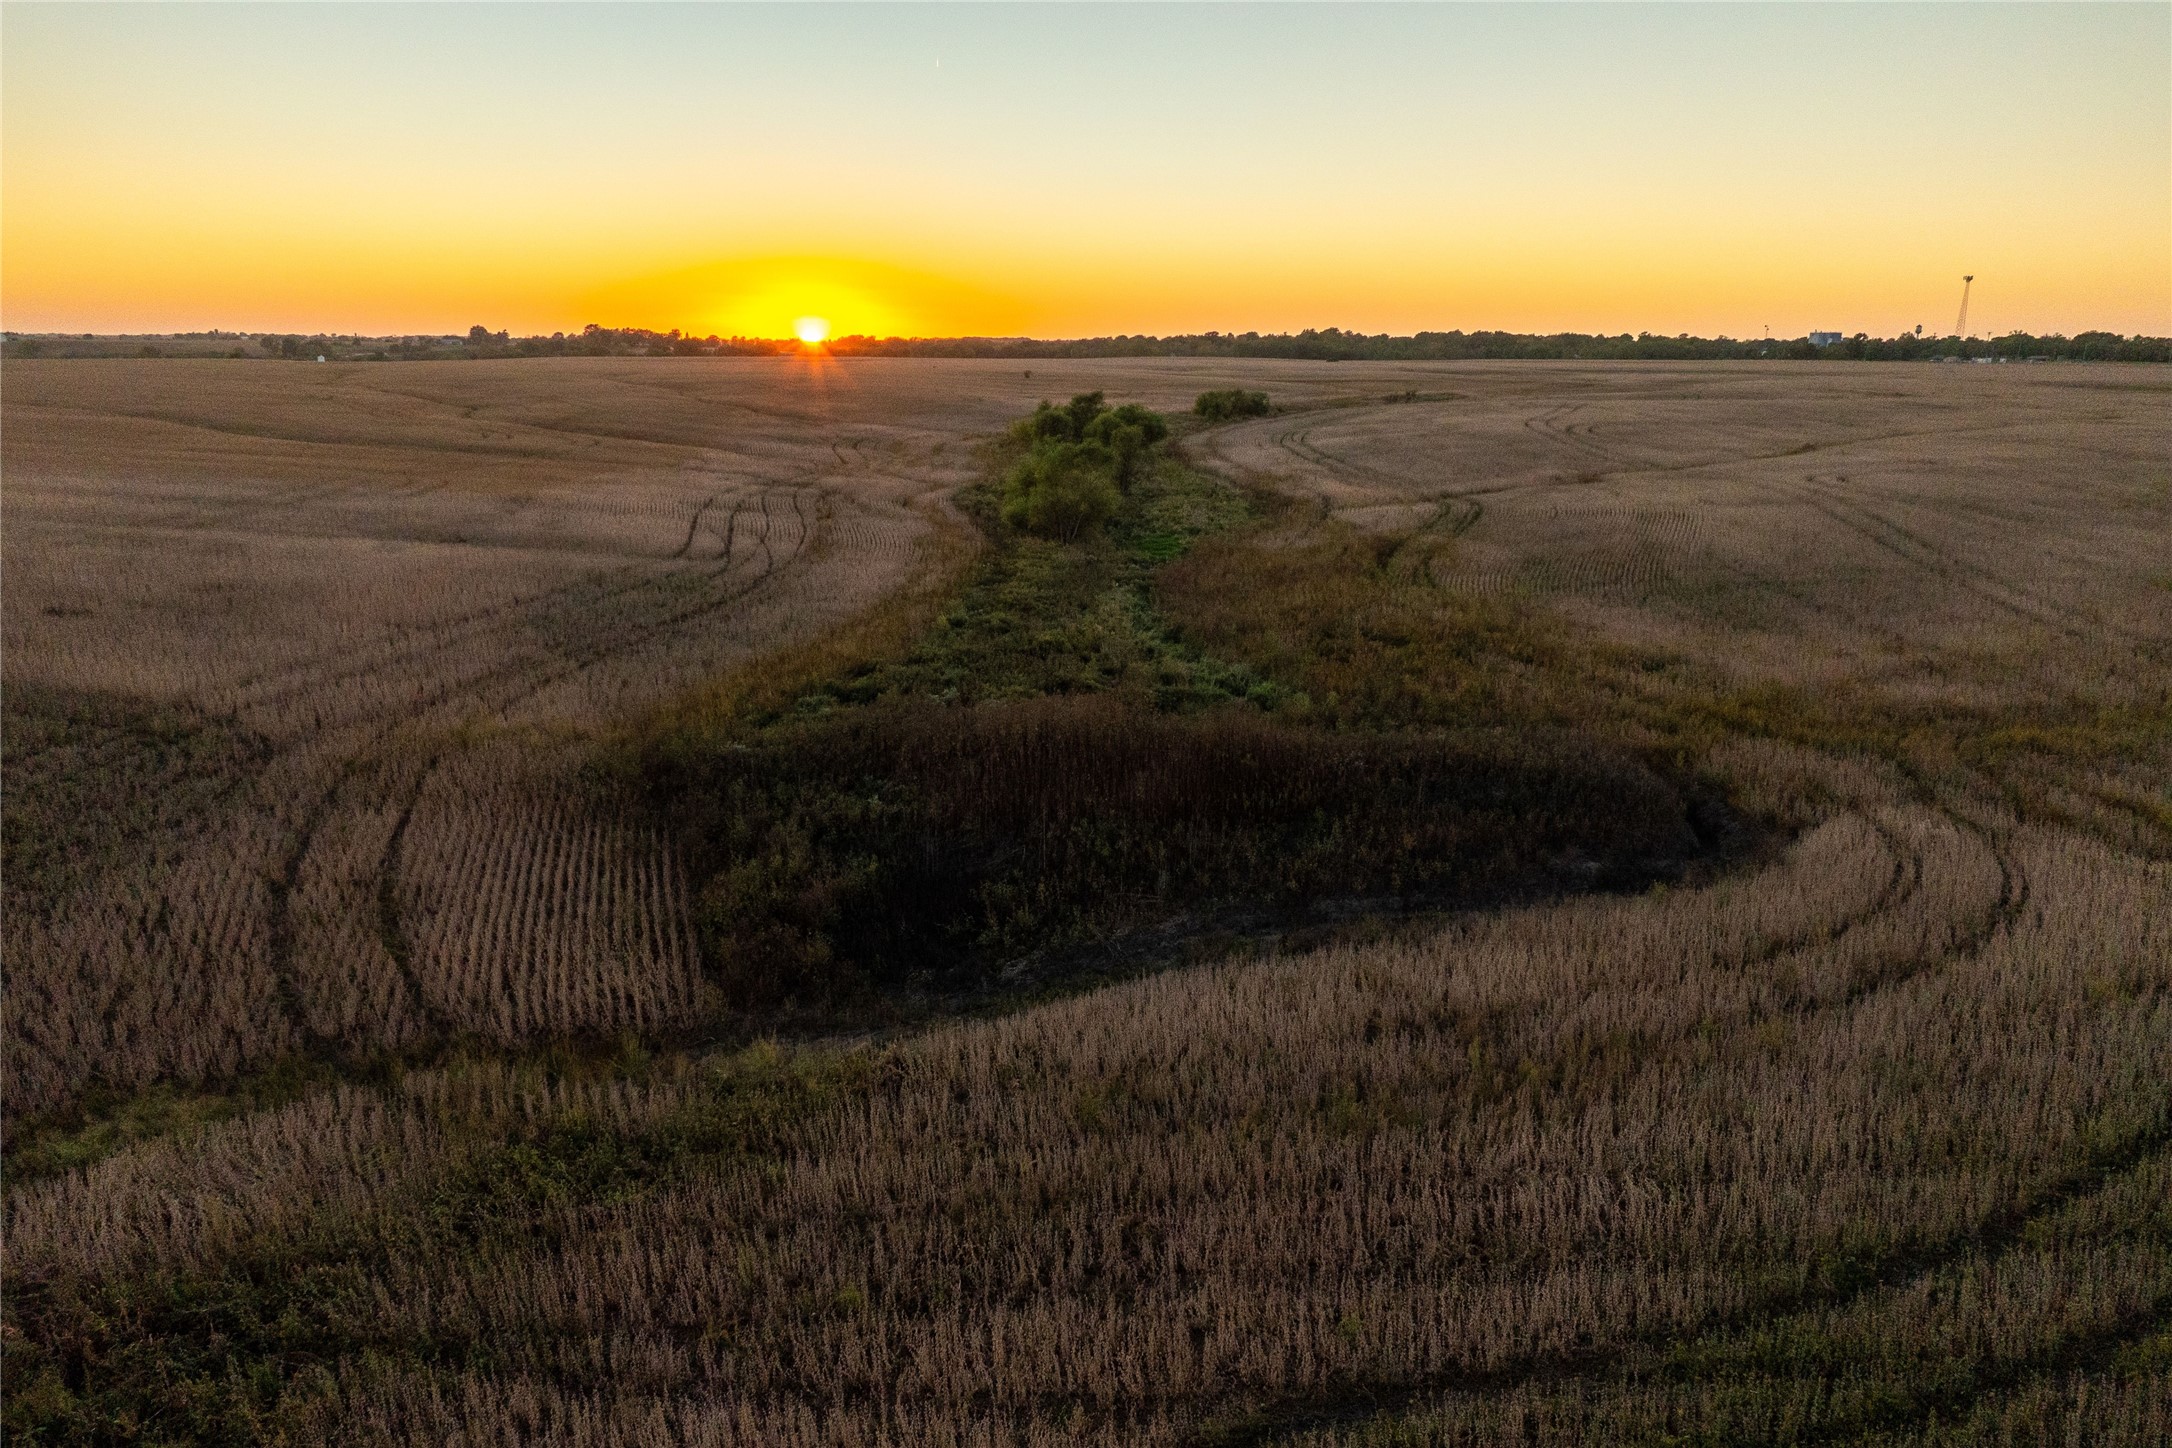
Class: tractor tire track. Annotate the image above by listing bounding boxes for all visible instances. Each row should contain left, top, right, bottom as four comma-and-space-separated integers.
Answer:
1193, 784, 2040, 1447
373, 752, 454, 1041
1789, 474, 2107, 643
223, 491, 774, 725
1204, 1127, 2172, 1446
263, 486, 818, 1054
670, 495, 717, 560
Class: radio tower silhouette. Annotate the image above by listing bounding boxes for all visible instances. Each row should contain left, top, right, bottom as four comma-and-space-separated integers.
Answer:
1954, 275, 1974, 338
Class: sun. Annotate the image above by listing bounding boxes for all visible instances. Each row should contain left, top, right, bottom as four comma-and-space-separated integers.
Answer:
794, 316, 830, 345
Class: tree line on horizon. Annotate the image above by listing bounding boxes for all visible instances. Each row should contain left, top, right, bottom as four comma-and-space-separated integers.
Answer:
825, 326, 2170, 364
6, 322, 2166, 363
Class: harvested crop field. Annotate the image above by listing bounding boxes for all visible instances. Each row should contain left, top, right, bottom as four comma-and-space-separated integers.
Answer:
4, 358, 2169, 1445
3, 359, 993, 1111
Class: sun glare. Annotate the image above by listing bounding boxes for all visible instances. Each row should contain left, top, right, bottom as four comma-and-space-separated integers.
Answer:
794, 316, 830, 345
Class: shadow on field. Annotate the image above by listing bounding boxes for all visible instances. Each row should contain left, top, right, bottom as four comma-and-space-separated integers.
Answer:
650, 694, 1721, 1010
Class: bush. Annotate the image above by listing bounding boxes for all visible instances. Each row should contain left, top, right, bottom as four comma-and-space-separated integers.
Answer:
1003, 441, 1122, 540
1025, 403, 1078, 444
1194, 389, 1271, 423
1084, 404, 1169, 488
1063, 390, 1108, 437
1002, 395, 1169, 537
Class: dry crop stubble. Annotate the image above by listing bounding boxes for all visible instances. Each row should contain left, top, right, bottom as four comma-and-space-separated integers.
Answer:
1196, 364, 2170, 704
4, 359, 2169, 1444
2, 358, 989, 1113
73, 788, 2151, 1446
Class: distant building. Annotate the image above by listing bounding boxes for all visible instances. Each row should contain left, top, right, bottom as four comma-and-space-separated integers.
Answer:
1808, 331, 1844, 347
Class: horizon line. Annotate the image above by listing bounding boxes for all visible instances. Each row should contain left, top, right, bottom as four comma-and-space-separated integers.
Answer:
8, 324, 2169, 345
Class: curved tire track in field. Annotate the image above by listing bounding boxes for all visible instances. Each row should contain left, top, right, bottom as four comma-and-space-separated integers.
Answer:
263, 760, 353, 1054
373, 754, 454, 1041
349, 475, 921, 1060
193, 467, 803, 720
1213, 408, 1535, 544
1186, 799, 2076, 1448
670, 495, 718, 561
256, 484, 818, 1056
1086, 414, 2045, 1442
1786, 473, 2112, 644
224, 487, 779, 728
2064, 782, 2172, 863
1204, 1121, 2171, 1446
1522, 401, 1621, 468
348, 488, 812, 1030
1173, 415, 2065, 1442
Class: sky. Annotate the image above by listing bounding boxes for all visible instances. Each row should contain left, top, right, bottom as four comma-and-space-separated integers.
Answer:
3, 2, 2166, 340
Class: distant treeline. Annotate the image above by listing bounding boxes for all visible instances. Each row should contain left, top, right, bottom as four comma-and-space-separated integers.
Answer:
825, 328, 2171, 364
7, 322, 2166, 363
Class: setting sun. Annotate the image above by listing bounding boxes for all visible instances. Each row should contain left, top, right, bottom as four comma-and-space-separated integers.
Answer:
793, 316, 830, 345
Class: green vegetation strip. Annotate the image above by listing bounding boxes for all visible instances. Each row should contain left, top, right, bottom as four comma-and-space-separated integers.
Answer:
644, 392, 1711, 1014
4, 1059, 352, 1185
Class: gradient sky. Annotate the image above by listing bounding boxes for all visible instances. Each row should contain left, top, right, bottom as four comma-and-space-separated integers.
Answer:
4, 2, 2166, 339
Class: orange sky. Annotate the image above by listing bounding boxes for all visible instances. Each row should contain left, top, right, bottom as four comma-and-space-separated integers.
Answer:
5, 4, 2167, 339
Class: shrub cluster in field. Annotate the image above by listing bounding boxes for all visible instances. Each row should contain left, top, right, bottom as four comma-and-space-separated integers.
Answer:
1193, 387, 1273, 422
1002, 392, 1169, 540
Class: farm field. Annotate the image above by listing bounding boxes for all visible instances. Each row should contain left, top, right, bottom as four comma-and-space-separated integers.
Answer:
3, 358, 990, 1112
4, 358, 2170, 1444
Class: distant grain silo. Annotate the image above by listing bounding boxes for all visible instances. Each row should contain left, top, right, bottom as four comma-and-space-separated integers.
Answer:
1808, 332, 1843, 347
